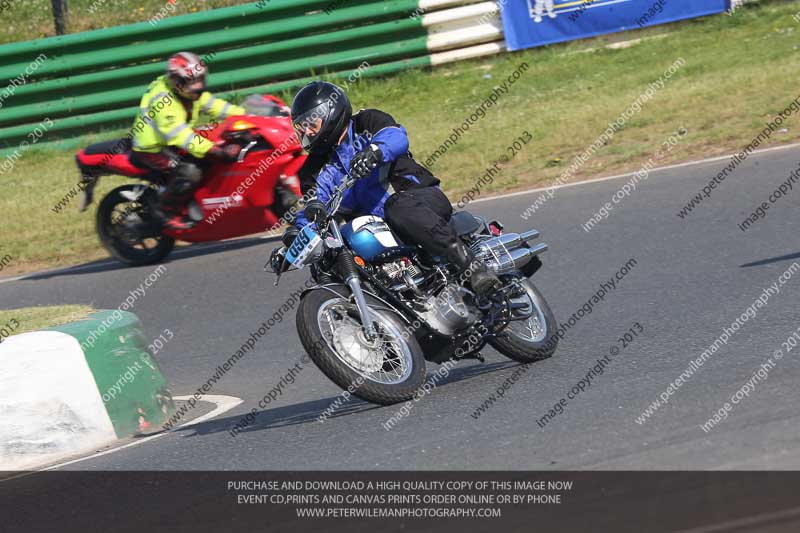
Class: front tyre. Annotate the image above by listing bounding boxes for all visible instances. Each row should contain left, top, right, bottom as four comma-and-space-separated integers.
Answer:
489, 279, 558, 363
97, 185, 175, 266
297, 288, 426, 405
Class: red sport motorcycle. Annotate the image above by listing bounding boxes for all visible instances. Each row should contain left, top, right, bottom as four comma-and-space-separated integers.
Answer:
75, 95, 305, 266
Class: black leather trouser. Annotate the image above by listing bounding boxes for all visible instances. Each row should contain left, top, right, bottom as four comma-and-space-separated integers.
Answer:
383, 185, 458, 258
129, 149, 204, 212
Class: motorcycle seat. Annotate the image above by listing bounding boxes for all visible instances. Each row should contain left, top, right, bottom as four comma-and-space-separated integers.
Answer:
76, 138, 151, 179
449, 211, 481, 236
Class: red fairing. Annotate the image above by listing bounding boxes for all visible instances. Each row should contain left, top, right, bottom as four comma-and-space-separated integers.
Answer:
76, 94, 306, 244
180, 112, 304, 241
76, 149, 147, 177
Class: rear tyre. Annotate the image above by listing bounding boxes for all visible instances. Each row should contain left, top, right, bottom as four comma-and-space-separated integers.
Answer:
297, 288, 426, 405
489, 279, 558, 363
97, 185, 175, 266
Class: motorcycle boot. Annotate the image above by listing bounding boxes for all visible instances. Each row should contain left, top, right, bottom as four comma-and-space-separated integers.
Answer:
156, 162, 203, 230
156, 187, 196, 231
75, 162, 99, 213
445, 241, 502, 297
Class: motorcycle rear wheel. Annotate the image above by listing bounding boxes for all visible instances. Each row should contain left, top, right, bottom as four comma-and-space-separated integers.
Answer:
489, 279, 558, 363
97, 185, 175, 266
297, 287, 427, 405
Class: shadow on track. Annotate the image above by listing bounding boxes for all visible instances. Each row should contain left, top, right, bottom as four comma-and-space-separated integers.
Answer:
740, 250, 800, 268
173, 360, 523, 438
176, 396, 380, 438
22, 236, 277, 281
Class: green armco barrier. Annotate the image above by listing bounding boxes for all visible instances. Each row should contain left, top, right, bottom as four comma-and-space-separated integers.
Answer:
0, 54, 432, 155
0, 0, 494, 153
0, 0, 331, 64
51, 311, 174, 438
6, 18, 423, 106
0, 34, 429, 127
0, 0, 420, 83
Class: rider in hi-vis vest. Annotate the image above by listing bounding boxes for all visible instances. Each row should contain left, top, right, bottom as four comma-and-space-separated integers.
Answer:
130, 52, 245, 230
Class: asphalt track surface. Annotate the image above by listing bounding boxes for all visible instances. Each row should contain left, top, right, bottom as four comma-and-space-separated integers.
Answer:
3, 144, 800, 472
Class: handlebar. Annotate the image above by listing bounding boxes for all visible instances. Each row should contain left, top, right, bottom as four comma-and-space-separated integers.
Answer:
324, 174, 356, 217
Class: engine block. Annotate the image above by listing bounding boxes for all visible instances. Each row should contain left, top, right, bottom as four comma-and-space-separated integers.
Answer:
380, 258, 420, 281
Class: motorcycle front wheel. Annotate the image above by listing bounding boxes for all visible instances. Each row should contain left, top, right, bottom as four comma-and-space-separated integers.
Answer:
97, 185, 175, 266
297, 287, 427, 405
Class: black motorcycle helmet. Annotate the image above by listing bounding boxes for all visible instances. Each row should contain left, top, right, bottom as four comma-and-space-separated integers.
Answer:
291, 81, 352, 153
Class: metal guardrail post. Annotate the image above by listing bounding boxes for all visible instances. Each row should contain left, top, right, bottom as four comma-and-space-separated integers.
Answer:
51, 0, 68, 35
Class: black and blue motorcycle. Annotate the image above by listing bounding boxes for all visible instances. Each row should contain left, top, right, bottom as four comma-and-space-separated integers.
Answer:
270, 175, 557, 405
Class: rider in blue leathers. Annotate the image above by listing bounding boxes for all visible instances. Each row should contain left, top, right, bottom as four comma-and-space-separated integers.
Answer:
287, 82, 500, 296
293, 109, 416, 228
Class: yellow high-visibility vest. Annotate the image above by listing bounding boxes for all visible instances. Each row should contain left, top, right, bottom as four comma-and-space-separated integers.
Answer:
132, 76, 245, 158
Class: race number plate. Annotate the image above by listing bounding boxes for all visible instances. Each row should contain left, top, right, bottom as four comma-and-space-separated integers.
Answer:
285, 224, 322, 269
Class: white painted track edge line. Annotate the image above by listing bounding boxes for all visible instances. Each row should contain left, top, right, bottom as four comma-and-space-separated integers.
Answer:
470, 141, 800, 205
3, 141, 800, 284
40, 394, 243, 471
0, 394, 243, 478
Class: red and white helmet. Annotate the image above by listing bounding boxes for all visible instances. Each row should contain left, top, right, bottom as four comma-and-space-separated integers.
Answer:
166, 51, 207, 101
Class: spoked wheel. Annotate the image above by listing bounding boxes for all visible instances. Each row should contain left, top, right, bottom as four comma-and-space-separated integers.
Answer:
489, 278, 558, 363
96, 185, 175, 266
297, 288, 426, 405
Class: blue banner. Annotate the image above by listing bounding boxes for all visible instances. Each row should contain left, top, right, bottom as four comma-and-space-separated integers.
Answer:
500, 0, 729, 51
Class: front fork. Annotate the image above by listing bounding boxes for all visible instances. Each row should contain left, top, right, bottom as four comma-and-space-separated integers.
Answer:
347, 276, 377, 340
329, 221, 378, 339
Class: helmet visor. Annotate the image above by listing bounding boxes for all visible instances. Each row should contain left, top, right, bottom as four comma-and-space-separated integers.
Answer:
176, 76, 206, 100
292, 101, 332, 150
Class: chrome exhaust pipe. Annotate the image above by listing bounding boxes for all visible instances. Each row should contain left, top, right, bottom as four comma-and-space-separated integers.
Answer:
472, 229, 547, 273
484, 242, 549, 274
495, 233, 525, 249
475, 229, 540, 255
525, 242, 548, 257
508, 243, 548, 272
518, 229, 540, 243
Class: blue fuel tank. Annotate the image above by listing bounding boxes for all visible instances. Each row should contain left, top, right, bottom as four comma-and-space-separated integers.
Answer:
339, 216, 409, 261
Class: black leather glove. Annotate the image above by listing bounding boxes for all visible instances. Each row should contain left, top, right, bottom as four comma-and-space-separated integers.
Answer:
269, 247, 289, 274
349, 144, 383, 180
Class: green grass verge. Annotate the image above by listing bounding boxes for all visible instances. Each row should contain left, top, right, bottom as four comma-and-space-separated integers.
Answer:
0, 305, 94, 335
2, 0, 800, 274
0, 0, 245, 44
